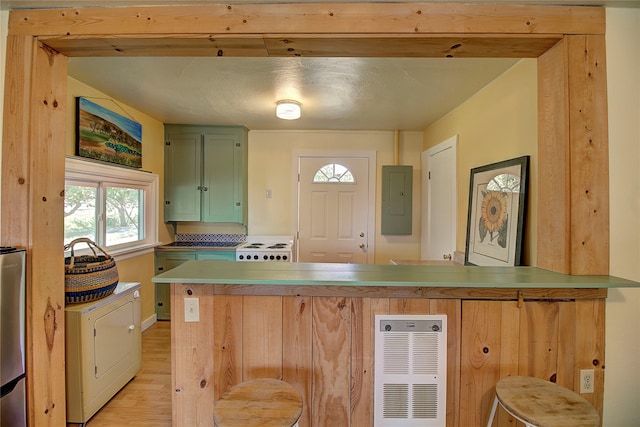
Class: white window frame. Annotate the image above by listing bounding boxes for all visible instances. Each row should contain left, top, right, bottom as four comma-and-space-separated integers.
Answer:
65, 156, 160, 260
312, 163, 356, 183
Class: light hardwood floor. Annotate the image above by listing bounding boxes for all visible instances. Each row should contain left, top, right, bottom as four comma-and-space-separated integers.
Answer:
85, 320, 172, 427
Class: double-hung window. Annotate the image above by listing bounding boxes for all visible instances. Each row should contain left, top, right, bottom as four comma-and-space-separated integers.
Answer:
64, 156, 159, 259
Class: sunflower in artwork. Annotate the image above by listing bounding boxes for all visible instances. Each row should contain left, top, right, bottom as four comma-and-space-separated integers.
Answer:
478, 190, 509, 247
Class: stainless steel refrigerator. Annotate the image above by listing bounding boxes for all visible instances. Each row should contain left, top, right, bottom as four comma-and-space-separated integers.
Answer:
0, 247, 27, 427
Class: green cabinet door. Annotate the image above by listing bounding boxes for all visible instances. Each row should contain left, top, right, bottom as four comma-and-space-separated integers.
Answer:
202, 131, 245, 223
164, 131, 202, 221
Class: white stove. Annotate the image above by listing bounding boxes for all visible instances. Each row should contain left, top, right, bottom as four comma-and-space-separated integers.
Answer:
235, 236, 293, 262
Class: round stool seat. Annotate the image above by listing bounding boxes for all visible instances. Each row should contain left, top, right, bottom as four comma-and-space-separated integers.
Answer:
213, 378, 303, 427
493, 376, 599, 427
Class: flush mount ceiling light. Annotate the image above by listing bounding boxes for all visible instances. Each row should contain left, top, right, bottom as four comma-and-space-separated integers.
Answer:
275, 100, 301, 120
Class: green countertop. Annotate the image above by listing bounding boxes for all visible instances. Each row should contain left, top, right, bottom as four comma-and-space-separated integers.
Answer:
152, 260, 640, 289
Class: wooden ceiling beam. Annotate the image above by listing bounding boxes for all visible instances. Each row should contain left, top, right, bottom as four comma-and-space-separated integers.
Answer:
9, 3, 604, 38
263, 35, 563, 58
40, 33, 563, 58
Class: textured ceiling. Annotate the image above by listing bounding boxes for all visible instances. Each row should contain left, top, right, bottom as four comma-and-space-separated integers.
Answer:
7, 0, 628, 130
67, 56, 521, 130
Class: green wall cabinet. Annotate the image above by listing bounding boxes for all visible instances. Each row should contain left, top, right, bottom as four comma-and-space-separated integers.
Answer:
154, 249, 236, 320
381, 165, 413, 235
164, 125, 248, 224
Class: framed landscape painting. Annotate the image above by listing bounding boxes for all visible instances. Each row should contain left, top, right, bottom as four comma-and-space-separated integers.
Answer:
464, 155, 529, 266
76, 97, 142, 168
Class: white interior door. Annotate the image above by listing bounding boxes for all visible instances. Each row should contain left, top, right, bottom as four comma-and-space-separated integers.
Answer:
421, 135, 457, 261
298, 156, 370, 263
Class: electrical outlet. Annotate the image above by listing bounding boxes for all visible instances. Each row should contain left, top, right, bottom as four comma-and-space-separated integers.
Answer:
184, 297, 200, 322
580, 369, 594, 394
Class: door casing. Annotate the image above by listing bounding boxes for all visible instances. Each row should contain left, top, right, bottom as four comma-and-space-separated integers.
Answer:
421, 135, 458, 261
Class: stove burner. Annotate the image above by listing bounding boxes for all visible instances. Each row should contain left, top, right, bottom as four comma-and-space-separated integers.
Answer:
244, 243, 264, 249
267, 244, 288, 249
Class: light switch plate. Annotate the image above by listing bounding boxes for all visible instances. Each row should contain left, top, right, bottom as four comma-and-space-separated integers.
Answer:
184, 297, 200, 322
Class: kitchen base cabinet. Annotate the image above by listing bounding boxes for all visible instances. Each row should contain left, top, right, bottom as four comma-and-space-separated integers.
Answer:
154, 251, 196, 320
65, 282, 142, 425
154, 250, 235, 320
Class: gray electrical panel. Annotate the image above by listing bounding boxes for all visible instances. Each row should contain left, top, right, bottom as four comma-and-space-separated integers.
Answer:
381, 165, 413, 235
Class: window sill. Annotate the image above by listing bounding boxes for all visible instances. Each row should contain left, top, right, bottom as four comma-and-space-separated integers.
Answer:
66, 242, 162, 262
111, 242, 163, 261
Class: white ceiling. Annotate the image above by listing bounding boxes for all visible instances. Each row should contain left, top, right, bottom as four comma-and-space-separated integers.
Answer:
6, 0, 638, 130
67, 56, 520, 130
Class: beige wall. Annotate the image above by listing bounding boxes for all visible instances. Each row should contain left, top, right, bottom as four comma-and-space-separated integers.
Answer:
248, 130, 423, 264
604, 7, 640, 426
423, 59, 538, 266
66, 77, 171, 324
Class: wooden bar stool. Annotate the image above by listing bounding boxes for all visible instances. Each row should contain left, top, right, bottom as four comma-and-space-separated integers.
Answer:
213, 378, 303, 427
486, 376, 599, 427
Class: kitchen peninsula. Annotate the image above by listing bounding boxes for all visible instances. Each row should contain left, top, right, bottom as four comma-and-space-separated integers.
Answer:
153, 261, 638, 427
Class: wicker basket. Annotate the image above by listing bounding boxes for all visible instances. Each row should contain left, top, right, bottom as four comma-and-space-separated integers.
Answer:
64, 238, 119, 304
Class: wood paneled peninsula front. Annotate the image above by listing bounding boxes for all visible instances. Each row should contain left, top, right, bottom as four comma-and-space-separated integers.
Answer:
153, 261, 638, 427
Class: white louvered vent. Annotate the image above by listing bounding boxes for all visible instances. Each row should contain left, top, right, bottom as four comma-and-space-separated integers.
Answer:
375, 315, 447, 427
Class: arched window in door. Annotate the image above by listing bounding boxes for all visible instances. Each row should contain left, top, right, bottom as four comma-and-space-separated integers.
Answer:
312, 163, 355, 183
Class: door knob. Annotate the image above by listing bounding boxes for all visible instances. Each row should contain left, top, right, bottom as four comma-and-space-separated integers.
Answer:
443, 254, 452, 260
360, 232, 365, 237
359, 243, 366, 249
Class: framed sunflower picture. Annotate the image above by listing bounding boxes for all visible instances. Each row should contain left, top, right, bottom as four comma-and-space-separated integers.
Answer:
464, 155, 529, 266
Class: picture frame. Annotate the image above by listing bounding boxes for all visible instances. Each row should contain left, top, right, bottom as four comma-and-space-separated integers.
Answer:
464, 155, 529, 266
76, 97, 142, 168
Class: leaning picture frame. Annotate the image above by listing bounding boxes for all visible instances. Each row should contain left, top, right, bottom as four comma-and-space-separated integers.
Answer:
76, 97, 142, 168
464, 155, 529, 266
